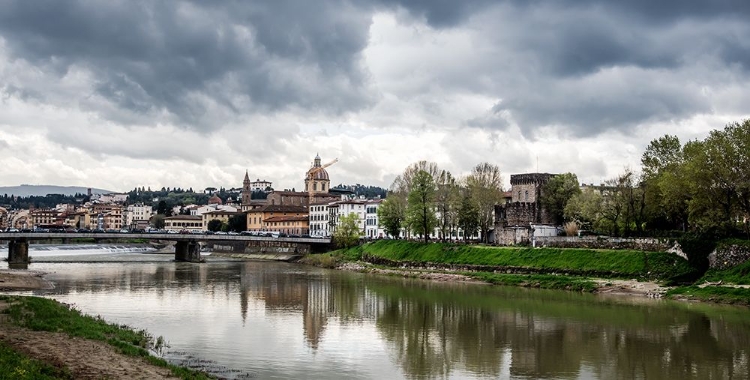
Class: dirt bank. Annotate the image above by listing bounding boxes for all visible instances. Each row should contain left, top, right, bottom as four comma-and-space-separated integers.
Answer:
335, 262, 669, 298
0, 269, 54, 291
0, 271, 188, 379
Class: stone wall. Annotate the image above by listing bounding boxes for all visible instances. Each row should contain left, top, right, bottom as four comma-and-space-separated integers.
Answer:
495, 227, 531, 246
708, 244, 750, 270
206, 240, 312, 254
534, 236, 671, 252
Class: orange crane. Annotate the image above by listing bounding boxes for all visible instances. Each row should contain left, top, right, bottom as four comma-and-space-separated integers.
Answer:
307, 158, 338, 207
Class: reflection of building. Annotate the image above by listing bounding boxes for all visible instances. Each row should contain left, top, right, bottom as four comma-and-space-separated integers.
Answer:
494, 173, 558, 245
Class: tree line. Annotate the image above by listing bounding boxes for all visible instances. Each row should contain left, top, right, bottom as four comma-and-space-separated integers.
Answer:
552, 120, 750, 238
377, 161, 503, 243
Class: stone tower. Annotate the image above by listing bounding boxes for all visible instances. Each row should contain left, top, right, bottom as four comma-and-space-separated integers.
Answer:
241, 170, 251, 210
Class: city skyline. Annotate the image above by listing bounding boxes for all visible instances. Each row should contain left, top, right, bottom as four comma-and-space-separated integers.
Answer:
1, 1, 749, 192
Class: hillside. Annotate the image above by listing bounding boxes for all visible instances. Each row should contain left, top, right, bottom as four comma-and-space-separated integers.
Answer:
0, 185, 115, 197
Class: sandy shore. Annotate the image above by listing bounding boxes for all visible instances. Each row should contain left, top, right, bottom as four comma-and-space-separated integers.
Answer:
0, 270, 185, 379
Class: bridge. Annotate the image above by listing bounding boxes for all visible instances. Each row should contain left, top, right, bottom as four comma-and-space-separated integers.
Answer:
1, 232, 332, 264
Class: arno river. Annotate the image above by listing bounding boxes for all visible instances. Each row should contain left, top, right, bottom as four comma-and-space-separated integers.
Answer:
3, 245, 750, 379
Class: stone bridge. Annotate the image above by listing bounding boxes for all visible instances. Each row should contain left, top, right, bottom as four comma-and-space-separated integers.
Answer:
1, 232, 332, 265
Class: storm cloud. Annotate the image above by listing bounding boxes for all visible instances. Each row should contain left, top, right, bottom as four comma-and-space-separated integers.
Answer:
0, 0, 748, 190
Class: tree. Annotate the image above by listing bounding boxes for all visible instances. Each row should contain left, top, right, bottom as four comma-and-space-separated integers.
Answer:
334, 213, 362, 248
151, 214, 166, 230
377, 196, 406, 238
434, 170, 460, 242
406, 170, 438, 243
564, 187, 604, 232
540, 173, 581, 224
207, 219, 223, 232
457, 196, 479, 241
227, 215, 247, 232
465, 162, 503, 243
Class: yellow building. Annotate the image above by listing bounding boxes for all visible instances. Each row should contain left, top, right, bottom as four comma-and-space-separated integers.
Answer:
246, 205, 307, 233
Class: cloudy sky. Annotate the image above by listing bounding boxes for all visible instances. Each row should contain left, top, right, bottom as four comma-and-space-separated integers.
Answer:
1, 1, 749, 193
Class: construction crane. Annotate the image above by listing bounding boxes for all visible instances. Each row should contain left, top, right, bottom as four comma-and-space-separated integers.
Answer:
307, 158, 338, 207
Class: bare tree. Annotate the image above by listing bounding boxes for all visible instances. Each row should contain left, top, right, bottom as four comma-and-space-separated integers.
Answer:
464, 162, 503, 243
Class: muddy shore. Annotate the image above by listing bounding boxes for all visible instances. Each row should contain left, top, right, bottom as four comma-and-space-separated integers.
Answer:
0, 269, 189, 379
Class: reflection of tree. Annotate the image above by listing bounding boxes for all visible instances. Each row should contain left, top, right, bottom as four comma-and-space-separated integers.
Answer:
48, 262, 750, 379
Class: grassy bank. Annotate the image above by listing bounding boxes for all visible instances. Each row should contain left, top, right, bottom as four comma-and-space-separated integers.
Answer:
666, 286, 750, 306
0, 341, 73, 380
323, 240, 695, 282
0, 295, 213, 379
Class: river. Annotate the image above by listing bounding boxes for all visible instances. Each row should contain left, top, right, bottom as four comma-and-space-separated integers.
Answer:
2, 245, 750, 379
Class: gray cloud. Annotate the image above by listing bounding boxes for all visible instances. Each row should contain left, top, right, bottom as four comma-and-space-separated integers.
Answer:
0, 1, 375, 130
1, 0, 749, 146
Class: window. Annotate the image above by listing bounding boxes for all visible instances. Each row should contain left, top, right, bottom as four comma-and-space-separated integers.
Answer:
524, 190, 529, 202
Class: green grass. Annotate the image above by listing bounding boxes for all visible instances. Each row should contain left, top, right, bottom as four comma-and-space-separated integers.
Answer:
0, 296, 214, 380
0, 341, 73, 380
466, 272, 598, 292
666, 286, 750, 306
701, 259, 750, 285
344, 240, 695, 281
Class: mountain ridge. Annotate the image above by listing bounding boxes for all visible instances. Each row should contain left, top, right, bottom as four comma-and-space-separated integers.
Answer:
0, 185, 116, 197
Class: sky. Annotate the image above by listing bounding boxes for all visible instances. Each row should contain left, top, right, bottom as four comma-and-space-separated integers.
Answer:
1, 1, 749, 193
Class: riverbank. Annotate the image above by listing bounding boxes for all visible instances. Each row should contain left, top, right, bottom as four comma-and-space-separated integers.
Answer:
300, 240, 750, 305
0, 275, 215, 379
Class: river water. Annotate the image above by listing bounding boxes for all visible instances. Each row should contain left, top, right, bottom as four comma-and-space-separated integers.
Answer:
2, 245, 750, 379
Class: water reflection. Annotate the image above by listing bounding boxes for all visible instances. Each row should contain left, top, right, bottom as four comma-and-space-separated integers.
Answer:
31, 261, 750, 379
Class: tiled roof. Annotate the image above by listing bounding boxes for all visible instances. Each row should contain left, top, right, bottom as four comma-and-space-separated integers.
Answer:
265, 216, 309, 222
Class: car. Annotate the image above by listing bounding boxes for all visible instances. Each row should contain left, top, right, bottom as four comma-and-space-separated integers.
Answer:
77, 228, 92, 233
215, 231, 228, 235
190, 230, 204, 234
119, 229, 130, 233
228, 231, 239, 235
167, 230, 179, 234
92, 229, 105, 233
5, 228, 20, 233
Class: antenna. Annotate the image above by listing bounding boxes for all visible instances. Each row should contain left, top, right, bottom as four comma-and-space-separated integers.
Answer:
536, 155, 539, 173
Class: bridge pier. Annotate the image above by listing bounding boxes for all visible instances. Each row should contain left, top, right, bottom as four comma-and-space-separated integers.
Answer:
175, 241, 202, 263
8, 238, 30, 265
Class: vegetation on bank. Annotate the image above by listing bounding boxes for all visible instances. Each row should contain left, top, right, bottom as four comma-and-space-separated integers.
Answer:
0, 296, 214, 380
335, 240, 696, 281
0, 341, 73, 380
666, 286, 750, 306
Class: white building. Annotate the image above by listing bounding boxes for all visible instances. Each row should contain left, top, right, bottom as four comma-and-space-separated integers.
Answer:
309, 202, 331, 237
250, 179, 272, 192
93, 193, 128, 204
329, 197, 367, 235
124, 204, 153, 229
365, 199, 385, 239
191, 204, 238, 216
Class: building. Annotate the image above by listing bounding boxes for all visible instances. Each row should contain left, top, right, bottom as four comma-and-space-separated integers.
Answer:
305, 154, 331, 195
30, 209, 60, 228
164, 215, 203, 232
251, 179, 272, 192
494, 173, 559, 245
309, 201, 331, 237
364, 199, 385, 239
124, 204, 153, 229
246, 204, 308, 233
92, 193, 128, 204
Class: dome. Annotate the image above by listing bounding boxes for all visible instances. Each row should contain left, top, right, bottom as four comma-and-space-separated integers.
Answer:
208, 194, 223, 205
307, 167, 330, 181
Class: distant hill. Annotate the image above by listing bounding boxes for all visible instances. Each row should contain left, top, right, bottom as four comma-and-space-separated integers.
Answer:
0, 185, 116, 197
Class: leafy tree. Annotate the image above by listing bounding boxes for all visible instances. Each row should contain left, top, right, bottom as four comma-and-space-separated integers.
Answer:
457, 196, 479, 241
207, 219, 223, 232
564, 187, 604, 232
377, 196, 405, 238
465, 162, 503, 243
406, 170, 438, 243
333, 212, 362, 248
227, 214, 247, 232
540, 172, 581, 223
151, 214, 166, 230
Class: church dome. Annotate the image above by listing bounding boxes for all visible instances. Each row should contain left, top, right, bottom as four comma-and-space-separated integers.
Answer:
307, 167, 330, 181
